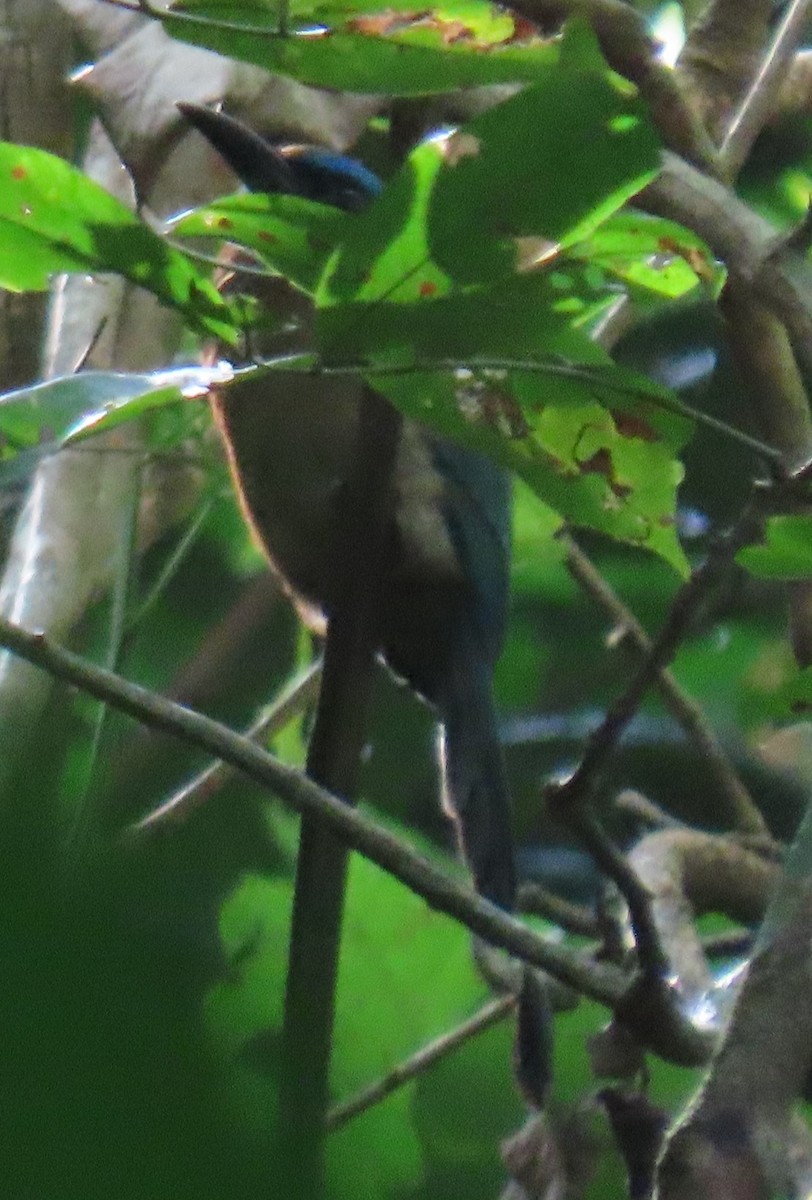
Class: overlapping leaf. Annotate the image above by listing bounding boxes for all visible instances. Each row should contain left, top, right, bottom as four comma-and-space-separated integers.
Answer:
170, 191, 348, 294
310, 24, 688, 572
0, 142, 240, 342
166, 0, 554, 94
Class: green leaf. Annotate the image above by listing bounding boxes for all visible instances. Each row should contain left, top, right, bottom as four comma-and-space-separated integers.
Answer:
737, 514, 812, 580
371, 365, 689, 574
205, 843, 490, 1198
170, 192, 349, 294
781, 665, 812, 712
426, 25, 661, 286
60, 366, 230, 443
164, 0, 554, 94
225, 341, 690, 572
305, 25, 680, 572
318, 21, 660, 308
317, 271, 618, 366
572, 211, 723, 300
0, 142, 239, 342
0, 368, 228, 487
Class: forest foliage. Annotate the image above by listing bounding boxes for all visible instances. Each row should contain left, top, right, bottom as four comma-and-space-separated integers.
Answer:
2, 2, 812, 1198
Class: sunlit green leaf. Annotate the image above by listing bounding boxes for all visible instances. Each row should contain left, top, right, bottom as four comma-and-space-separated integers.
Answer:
170, 192, 349, 294
0, 142, 239, 342
319, 23, 660, 305
165, 0, 554, 93
371, 366, 689, 574
572, 211, 723, 300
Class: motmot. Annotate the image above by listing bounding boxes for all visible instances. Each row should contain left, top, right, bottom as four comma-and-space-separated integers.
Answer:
180, 104, 517, 909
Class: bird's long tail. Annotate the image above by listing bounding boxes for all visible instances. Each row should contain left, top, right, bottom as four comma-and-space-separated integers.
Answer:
437, 637, 516, 911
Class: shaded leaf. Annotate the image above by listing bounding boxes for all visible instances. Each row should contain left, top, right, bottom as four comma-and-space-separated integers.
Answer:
737, 514, 812, 581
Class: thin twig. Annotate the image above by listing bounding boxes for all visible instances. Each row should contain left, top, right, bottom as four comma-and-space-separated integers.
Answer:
253, 356, 785, 464
69, 457, 143, 860
130, 658, 323, 833
643, 152, 812, 386
549, 499, 762, 817
124, 492, 219, 636
547, 500, 766, 979
517, 881, 599, 938
719, 0, 812, 177
562, 534, 767, 836
326, 993, 516, 1131
569, 807, 670, 977
614, 788, 689, 832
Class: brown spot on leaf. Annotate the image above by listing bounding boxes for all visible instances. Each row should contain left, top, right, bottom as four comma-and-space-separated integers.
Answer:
505, 15, 539, 42
612, 410, 658, 442
580, 447, 613, 479
658, 236, 715, 284
481, 388, 530, 439
347, 11, 409, 35
419, 280, 438, 297
11, 164, 26, 181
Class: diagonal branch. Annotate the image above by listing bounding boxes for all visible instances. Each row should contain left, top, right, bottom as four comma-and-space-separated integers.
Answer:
561, 533, 766, 837
0, 614, 628, 1008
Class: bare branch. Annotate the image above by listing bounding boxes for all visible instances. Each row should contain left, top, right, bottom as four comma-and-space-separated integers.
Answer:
327, 993, 516, 1131
0, 615, 628, 1008
130, 658, 323, 833
719, 0, 812, 177
548, 499, 761, 816
562, 535, 767, 837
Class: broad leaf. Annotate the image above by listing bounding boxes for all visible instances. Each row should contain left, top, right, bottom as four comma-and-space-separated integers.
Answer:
0, 367, 230, 485
572, 211, 722, 300
165, 0, 554, 93
0, 142, 239, 342
170, 192, 349, 294
737, 514, 812, 580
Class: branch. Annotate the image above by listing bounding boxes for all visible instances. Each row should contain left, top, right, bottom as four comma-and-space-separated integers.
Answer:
548, 500, 761, 815
280, 386, 401, 1193
657, 880, 812, 1198
517, 882, 599, 939
327, 993, 516, 1131
502, 0, 719, 170
679, 0, 777, 142
561, 534, 767, 837
628, 829, 776, 1003
0, 614, 627, 1007
719, 0, 812, 177
642, 152, 812, 388
130, 659, 322, 833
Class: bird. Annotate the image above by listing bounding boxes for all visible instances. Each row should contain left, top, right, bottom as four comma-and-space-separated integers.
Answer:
179, 103, 517, 909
